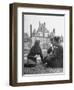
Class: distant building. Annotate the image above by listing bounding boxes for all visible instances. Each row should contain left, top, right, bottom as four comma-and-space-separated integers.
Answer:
49, 28, 55, 39
30, 21, 55, 49
30, 22, 50, 49
31, 21, 49, 37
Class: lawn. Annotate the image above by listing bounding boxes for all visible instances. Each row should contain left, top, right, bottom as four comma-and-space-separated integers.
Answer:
24, 63, 63, 74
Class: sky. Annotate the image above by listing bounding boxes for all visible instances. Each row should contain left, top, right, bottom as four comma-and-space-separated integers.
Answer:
24, 14, 65, 37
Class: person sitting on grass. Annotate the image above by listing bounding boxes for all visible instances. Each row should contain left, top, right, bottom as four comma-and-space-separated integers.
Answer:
24, 40, 43, 67
43, 36, 63, 68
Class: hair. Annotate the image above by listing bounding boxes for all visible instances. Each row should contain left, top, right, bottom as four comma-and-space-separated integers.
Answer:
50, 36, 60, 44
34, 40, 40, 48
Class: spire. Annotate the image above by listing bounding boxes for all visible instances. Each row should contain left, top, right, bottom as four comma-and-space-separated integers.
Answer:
30, 24, 32, 37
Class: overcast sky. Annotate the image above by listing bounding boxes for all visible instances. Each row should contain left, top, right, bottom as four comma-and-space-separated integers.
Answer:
24, 14, 65, 37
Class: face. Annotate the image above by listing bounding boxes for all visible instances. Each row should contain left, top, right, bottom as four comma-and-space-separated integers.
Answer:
53, 41, 59, 47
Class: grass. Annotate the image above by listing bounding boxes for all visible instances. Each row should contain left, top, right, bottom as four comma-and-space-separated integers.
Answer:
24, 63, 63, 74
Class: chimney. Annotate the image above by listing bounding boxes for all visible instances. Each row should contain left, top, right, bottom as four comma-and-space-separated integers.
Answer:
53, 28, 55, 33
30, 24, 32, 37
